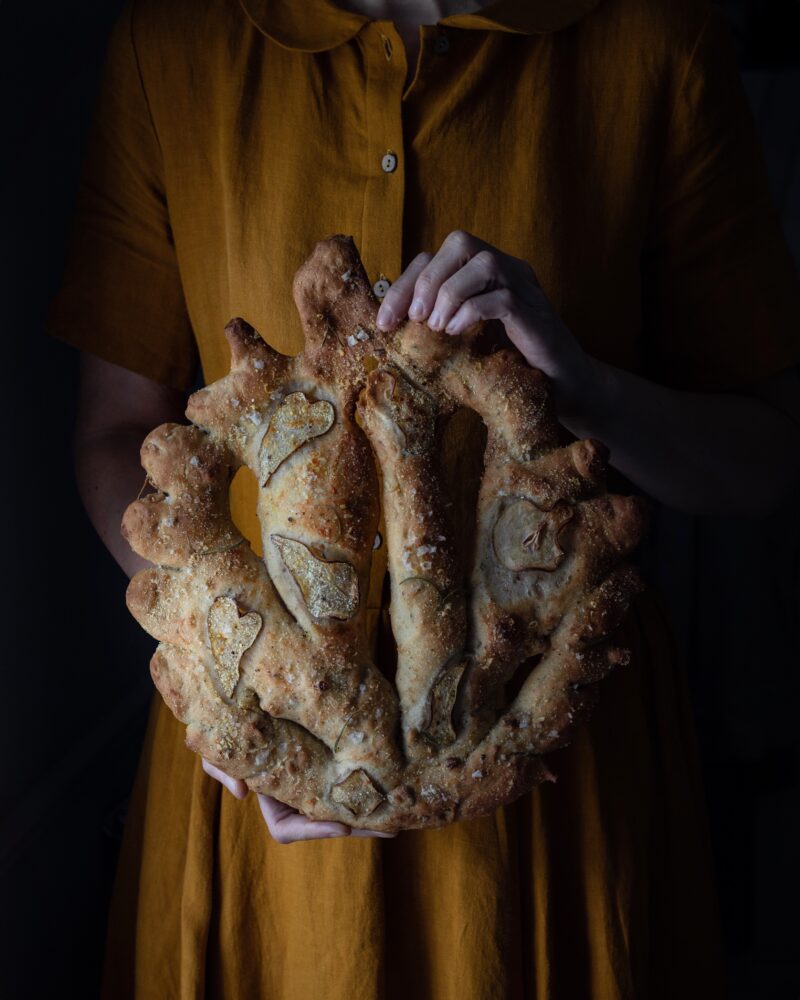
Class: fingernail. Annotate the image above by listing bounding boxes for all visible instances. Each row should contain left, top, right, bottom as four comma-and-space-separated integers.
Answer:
409, 298, 424, 319
428, 309, 442, 329
376, 305, 394, 329
327, 830, 349, 838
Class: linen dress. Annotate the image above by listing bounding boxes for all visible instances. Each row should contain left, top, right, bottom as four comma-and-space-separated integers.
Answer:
49, 0, 800, 996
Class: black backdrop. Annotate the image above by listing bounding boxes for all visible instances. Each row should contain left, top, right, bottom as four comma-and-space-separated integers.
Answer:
1, 2, 798, 997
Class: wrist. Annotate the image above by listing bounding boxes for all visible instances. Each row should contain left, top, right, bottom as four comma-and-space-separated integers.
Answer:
548, 354, 619, 435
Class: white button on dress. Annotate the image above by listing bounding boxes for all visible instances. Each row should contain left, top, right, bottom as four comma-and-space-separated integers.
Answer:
381, 151, 398, 173
373, 278, 391, 298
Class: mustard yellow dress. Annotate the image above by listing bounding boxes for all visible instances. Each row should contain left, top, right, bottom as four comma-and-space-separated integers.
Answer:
49, 0, 800, 996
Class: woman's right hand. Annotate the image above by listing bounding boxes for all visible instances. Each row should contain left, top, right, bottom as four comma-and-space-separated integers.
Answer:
201, 759, 397, 844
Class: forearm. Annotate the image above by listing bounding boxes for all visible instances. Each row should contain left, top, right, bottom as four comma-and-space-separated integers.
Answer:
552, 358, 800, 518
74, 429, 153, 580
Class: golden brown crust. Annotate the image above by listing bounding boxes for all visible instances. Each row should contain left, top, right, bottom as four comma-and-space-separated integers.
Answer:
122, 235, 650, 832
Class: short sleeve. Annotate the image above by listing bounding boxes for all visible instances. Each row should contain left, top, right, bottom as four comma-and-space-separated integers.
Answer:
641, 6, 800, 393
47, 1, 198, 390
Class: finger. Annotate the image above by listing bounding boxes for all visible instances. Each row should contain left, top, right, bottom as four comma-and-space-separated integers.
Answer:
256, 793, 296, 823
202, 757, 249, 799
438, 288, 532, 344
376, 251, 433, 330
407, 229, 488, 324
443, 286, 579, 381
258, 795, 394, 840
256, 793, 352, 843
425, 248, 523, 332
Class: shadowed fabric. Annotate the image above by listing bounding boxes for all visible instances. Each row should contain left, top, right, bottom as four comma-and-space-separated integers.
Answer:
48, 0, 800, 996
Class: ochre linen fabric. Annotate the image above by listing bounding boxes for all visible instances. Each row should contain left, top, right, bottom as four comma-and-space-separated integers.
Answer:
49, 0, 800, 996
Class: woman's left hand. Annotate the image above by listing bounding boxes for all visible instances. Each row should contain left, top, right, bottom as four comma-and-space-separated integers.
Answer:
375, 229, 595, 400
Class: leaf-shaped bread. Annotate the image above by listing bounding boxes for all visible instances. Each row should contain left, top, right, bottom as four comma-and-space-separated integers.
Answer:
122, 235, 649, 832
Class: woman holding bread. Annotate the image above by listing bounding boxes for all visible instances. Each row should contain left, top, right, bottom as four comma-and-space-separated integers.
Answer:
50, 0, 800, 996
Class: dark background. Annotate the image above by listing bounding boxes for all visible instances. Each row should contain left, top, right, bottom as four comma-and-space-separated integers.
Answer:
1, 1, 798, 997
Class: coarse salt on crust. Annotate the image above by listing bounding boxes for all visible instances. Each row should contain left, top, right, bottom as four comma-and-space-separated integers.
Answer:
121, 235, 648, 833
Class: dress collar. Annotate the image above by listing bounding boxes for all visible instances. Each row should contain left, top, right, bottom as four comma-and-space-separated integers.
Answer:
239, 0, 603, 53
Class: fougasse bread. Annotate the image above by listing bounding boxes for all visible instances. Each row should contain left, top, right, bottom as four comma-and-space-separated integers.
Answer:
122, 235, 649, 832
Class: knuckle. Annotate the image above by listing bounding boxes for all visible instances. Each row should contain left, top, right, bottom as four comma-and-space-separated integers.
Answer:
498, 287, 516, 308
446, 228, 470, 247
473, 249, 497, 274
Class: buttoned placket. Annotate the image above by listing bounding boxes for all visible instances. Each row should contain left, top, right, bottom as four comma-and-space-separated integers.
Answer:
358, 21, 405, 303
358, 22, 451, 300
